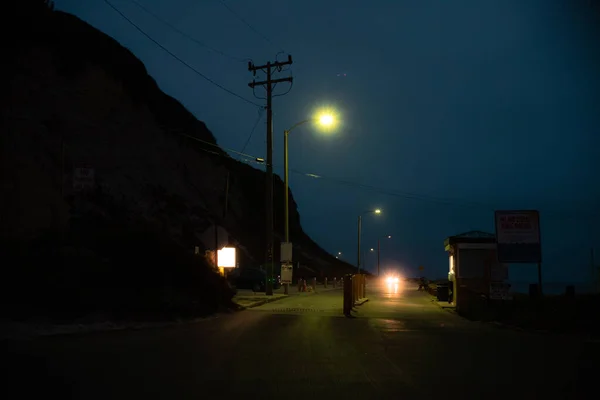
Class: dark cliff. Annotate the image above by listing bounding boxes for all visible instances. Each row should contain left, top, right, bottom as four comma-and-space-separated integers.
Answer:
0, 2, 354, 319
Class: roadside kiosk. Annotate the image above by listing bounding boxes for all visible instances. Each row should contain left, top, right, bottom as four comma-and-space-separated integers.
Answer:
444, 231, 509, 314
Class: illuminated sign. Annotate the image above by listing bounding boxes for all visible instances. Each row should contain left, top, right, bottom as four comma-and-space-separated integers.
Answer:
217, 247, 236, 268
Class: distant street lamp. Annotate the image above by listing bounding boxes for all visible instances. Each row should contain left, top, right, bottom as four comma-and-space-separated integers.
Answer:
282, 108, 338, 293
377, 235, 392, 277
357, 209, 381, 274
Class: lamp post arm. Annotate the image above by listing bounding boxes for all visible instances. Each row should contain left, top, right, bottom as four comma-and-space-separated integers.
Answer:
286, 119, 311, 134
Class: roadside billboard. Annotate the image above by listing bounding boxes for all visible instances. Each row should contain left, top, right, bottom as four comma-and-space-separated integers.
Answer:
494, 210, 542, 263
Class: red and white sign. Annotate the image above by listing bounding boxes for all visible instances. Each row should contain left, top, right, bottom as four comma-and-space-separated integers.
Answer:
495, 210, 540, 245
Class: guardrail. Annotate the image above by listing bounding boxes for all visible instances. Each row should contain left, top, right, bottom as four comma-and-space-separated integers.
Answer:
295, 277, 343, 292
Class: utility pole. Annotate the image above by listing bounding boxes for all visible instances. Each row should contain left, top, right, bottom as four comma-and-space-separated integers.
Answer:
248, 55, 293, 296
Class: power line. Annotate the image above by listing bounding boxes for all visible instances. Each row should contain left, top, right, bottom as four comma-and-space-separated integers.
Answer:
101, 0, 261, 107
270, 52, 294, 97
173, 133, 598, 221
273, 77, 294, 98
177, 131, 262, 162
284, 169, 598, 221
239, 107, 265, 155
218, 0, 283, 52
125, 0, 250, 62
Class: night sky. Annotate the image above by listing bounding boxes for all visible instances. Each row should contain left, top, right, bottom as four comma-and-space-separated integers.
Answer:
55, 0, 600, 286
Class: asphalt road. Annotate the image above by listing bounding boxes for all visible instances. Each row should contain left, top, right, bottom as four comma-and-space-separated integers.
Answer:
2, 280, 597, 399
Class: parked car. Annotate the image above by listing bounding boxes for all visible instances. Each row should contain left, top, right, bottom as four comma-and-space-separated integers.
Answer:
228, 268, 280, 292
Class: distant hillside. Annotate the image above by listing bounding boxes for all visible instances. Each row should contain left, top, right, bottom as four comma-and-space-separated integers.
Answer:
0, 1, 354, 320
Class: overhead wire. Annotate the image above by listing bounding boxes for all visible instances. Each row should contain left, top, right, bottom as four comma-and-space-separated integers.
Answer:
101, 0, 262, 108
272, 51, 294, 98
273, 78, 294, 98
218, 0, 284, 52
102, 1, 274, 181
251, 85, 267, 100
274, 50, 293, 73
239, 107, 265, 156
125, 0, 251, 63
284, 168, 598, 221
171, 133, 599, 221
177, 131, 261, 162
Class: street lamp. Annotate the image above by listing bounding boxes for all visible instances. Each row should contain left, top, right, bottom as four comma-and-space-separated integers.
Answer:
282, 108, 337, 293
283, 109, 337, 242
357, 209, 381, 274
377, 235, 392, 277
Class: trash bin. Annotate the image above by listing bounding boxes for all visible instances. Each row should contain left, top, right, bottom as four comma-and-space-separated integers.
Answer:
436, 283, 449, 302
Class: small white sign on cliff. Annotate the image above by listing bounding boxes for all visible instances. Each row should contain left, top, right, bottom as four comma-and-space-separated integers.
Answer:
73, 167, 95, 192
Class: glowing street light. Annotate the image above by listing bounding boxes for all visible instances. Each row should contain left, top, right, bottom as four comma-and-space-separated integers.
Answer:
319, 114, 334, 126
357, 208, 382, 274
314, 109, 337, 131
